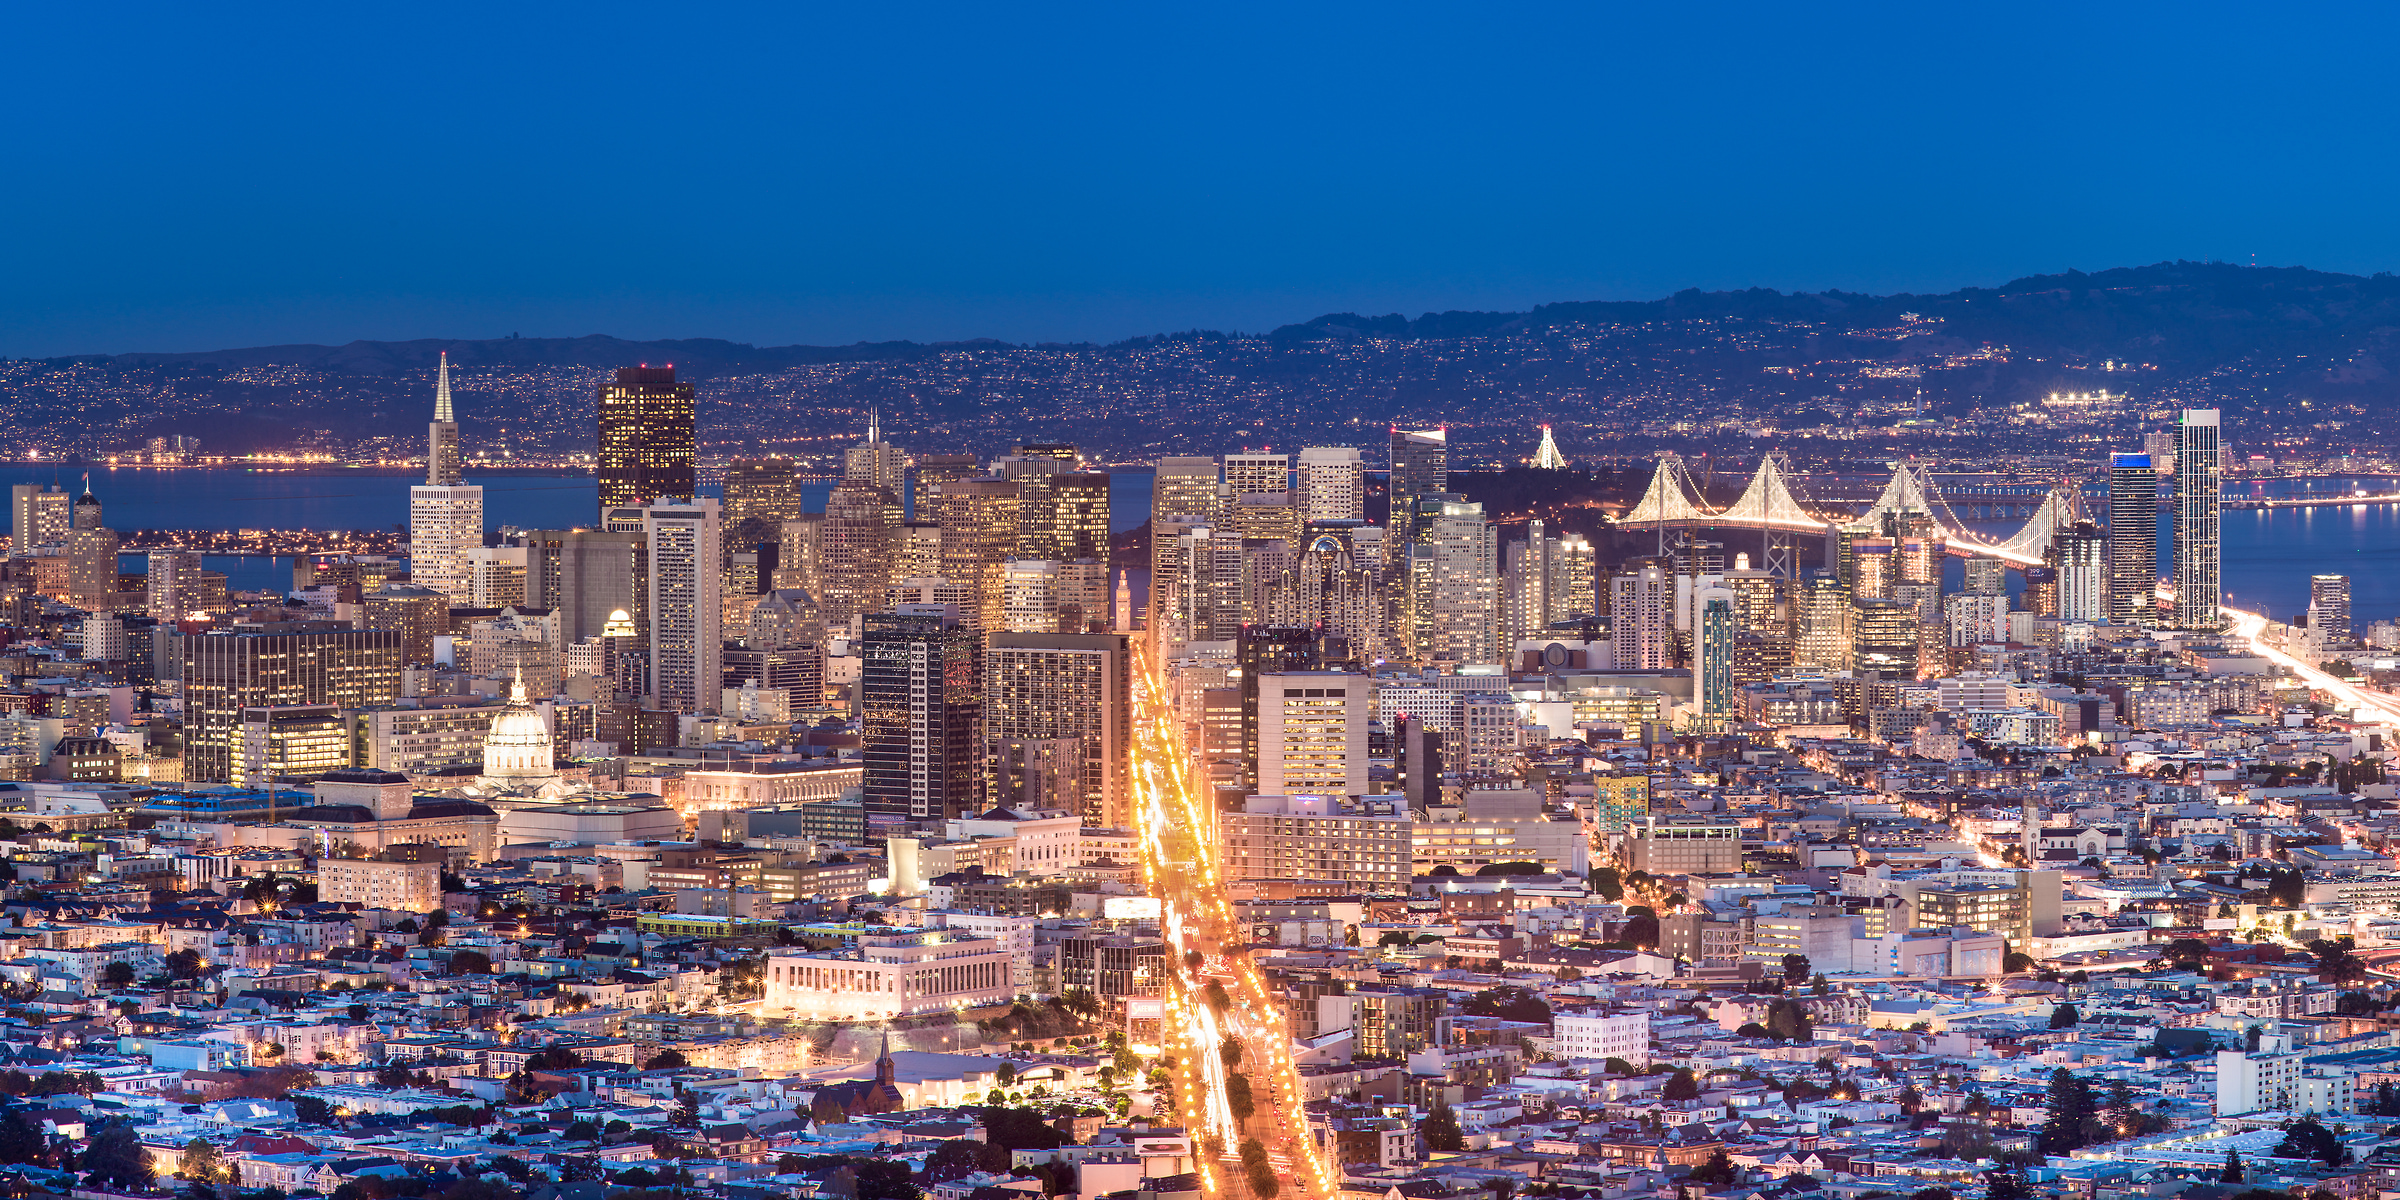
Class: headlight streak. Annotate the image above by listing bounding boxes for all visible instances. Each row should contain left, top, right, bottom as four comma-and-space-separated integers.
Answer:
1128, 650, 1340, 1200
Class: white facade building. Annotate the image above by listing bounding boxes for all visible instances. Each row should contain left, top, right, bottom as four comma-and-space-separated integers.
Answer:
1295, 446, 1364, 522
1944, 593, 2010, 647
1255, 672, 1371, 797
1221, 794, 1411, 888
318, 858, 444, 912
409, 485, 484, 605
147, 548, 204, 620
762, 929, 1012, 1021
1411, 500, 1498, 667
947, 809, 1082, 876
1609, 562, 1674, 671
2215, 1048, 2346, 1116
1221, 453, 1290, 500
645, 498, 723, 713
931, 911, 1040, 989
1552, 1012, 1650, 1068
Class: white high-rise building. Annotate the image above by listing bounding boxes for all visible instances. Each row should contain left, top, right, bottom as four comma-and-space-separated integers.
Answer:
410, 486, 483, 605
10, 484, 68, 555
1222, 452, 1290, 500
410, 353, 483, 604
1503, 520, 1596, 644
1945, 592, 2011, 646
146, 549, 203, 620
999, 558, 1108, 633
1152, 457, 1221, 524
2056, 526, 2107, 624
644, 498, 723, 713
81, 613, 131, 662
2174, 409, 2222, 630
1409, 499, 1498, 667
1295, 447, 1365, 522
466, 546, 529, 609
1254, 671, 1371, 797
1610, 561, 1674, 671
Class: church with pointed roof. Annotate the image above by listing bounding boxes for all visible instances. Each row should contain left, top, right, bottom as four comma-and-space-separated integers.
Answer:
807, 1033, 905, 1123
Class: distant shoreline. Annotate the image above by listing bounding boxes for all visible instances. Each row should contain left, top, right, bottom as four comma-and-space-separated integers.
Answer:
76, 463, 592, 476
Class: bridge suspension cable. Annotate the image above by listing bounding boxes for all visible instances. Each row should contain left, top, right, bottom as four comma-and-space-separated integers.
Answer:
1617, 454, 2058, 566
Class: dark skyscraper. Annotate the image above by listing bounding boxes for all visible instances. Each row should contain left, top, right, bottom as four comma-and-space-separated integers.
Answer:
597, 366, 695, 515
181, 621, 403, 783
1387, 428, 1447, 527
2106, 452, 2156, 626
861, 604, 982, 821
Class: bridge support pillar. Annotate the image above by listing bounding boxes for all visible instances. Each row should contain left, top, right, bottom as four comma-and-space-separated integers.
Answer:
1763, 526, 1793, 579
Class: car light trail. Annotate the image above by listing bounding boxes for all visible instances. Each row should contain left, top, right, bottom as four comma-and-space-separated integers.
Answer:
2223, 606, 2400, 723
1128, 648, 1339, 1200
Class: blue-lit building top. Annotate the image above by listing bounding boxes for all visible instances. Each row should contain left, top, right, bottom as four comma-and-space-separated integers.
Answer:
136, 788, 316, 818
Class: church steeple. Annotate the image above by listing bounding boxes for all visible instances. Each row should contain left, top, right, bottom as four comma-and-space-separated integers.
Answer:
857, 1029, 903, 1113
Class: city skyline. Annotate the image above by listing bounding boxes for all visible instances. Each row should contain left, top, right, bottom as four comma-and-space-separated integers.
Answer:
7, 10, 2400, 1195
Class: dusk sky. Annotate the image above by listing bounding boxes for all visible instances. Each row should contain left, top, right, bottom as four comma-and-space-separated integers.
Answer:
12, 4, 2400, 357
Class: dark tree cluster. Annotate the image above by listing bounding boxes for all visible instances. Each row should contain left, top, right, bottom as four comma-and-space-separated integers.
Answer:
1460, 986, 1552, 1024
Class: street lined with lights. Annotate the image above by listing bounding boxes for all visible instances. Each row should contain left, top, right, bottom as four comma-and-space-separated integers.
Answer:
1129, 653, 1339, 1200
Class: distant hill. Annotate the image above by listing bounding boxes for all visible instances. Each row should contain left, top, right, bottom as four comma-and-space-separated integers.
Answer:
75, 333, 992, 375
10, 261, 2399, 459
1269, 261, 2400, 370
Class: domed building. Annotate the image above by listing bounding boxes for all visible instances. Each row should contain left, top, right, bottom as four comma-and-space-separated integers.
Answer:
451, 669, 581, 800
483, 670, 556, 779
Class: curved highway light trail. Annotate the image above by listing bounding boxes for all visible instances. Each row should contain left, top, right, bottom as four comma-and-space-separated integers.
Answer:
2223, 607, 2400, 723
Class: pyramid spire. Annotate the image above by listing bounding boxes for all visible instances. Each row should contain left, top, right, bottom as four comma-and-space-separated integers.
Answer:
427, 351, 462, 486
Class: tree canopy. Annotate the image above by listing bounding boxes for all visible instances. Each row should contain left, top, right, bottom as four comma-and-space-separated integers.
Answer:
1421, 1102, 1464, 1153
1460, 986, 1551, 1024
2276, 1118, 2345, 1168
1475, 862, 1545, 876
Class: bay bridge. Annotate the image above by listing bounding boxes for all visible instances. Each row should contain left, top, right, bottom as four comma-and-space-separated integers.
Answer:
1614, 452, 2084, 570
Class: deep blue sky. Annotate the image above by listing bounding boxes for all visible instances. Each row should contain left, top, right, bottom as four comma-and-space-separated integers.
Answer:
11, 4, 2400, 357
